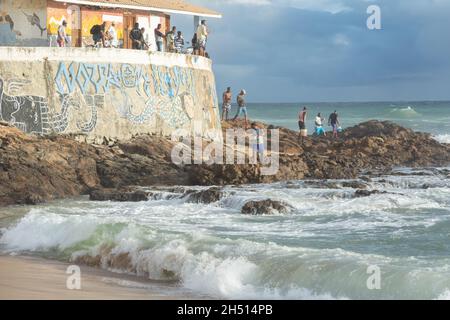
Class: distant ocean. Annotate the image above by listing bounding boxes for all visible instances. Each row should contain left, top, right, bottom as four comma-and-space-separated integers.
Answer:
1, 101, 450, 300
242, 101, 450, 143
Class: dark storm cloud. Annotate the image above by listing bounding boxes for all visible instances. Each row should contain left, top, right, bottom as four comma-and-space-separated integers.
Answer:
173, 0, 450, 101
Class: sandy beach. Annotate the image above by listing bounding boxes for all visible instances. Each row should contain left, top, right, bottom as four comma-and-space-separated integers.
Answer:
0, 255, 188, 300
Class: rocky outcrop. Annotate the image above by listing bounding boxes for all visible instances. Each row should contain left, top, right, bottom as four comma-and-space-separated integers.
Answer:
241, 199, 292, 215
89, 188, 150, 202
185, 187, 224, 204
1, 119, 449, 207
191, 119, 450, 185
0, 123, 185, 206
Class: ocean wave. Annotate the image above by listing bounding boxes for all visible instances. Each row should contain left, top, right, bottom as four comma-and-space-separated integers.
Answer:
388, 106, 421, 118
433, 134, 450, 144
2, 209, 450, 299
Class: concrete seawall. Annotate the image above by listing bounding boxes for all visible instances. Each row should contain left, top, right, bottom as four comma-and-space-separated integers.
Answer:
0, 47, 221, 143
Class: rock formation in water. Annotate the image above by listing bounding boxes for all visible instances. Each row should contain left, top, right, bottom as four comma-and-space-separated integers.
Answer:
1, 119, 449, 206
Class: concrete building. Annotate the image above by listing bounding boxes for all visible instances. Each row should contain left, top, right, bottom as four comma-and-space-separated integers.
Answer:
0, 1, 222, 142
0, 0, 221, 48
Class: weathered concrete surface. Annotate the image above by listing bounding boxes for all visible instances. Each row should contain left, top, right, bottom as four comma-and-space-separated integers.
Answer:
0, 47, 221, 142
0, 0, 48, 47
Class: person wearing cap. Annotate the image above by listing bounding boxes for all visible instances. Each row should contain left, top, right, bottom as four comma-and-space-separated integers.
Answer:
57, 20, 69, 47
233, 89, 248, 127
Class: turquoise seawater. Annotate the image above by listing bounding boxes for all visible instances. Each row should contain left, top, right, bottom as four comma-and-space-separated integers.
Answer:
241, 101, 450, 142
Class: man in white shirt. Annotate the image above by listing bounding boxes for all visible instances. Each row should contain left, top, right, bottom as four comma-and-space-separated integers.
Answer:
196, 20, 208, 57
107, 22, 118, 48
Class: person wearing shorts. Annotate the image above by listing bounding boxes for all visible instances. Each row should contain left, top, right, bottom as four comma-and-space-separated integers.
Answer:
298, 106, 307, 143
251, 122, 264, 163
328, 110, 340, 139
222, 87, 232, 121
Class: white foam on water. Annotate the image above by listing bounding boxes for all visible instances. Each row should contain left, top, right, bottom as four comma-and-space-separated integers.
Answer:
436, 289, 450, 300
1, 170, 450, 299
433, 134, 450, 144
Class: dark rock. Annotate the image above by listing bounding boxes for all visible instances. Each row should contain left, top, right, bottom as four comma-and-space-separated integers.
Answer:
241, 199, 292, 215
303, 180, 341, 189
342, 181, 369, 189
360, 176, 372, 182
354, 189, 386, 197
186, 187, 224, 203
89, 188, 149, 202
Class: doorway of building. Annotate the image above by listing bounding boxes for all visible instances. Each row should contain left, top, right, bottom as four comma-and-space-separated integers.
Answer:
123, 14, 136, 49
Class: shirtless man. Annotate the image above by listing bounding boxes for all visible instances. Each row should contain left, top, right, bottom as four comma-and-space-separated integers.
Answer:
298, 106, 307, 143
221, 87, 232, 121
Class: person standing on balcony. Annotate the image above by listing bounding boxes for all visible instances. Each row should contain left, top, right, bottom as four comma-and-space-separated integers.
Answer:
91, 22, 106, 48
174, 31, 185, 53
130, 22, 142, 49
196, 20, 208, 57
140, 27, 149, 50
107, 22, 118, 48
166, 26, 176, 53
154, 24, 165, 52
191, 33, 199, 55
57, 20, 69, 47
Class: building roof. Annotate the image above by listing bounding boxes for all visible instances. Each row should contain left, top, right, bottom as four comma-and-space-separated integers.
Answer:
54, 0, 222, 18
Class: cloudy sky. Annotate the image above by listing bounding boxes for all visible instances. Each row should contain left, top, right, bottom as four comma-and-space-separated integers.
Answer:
174, 0, 450, 102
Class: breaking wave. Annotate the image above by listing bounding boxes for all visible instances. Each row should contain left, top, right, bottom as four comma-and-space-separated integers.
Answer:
434, 134, 450, 144
389, 106, 421, 118
1, 170, 450, 300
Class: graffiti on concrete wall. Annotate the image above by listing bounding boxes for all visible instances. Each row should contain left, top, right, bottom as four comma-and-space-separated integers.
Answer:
0, 78, 74, 134
54, 61, 215, 130
0, 61, 219, 137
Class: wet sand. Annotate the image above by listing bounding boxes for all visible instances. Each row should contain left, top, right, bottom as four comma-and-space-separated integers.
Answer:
0, 255, 189, 300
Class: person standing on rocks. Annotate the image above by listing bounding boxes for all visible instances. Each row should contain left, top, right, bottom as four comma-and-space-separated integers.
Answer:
222, 87, 232, 121
233, 89, 248, 128
315, 112, 326, 136
298, 106, 307, 144
328, 110, 340, 139
251, 122, 264, 163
